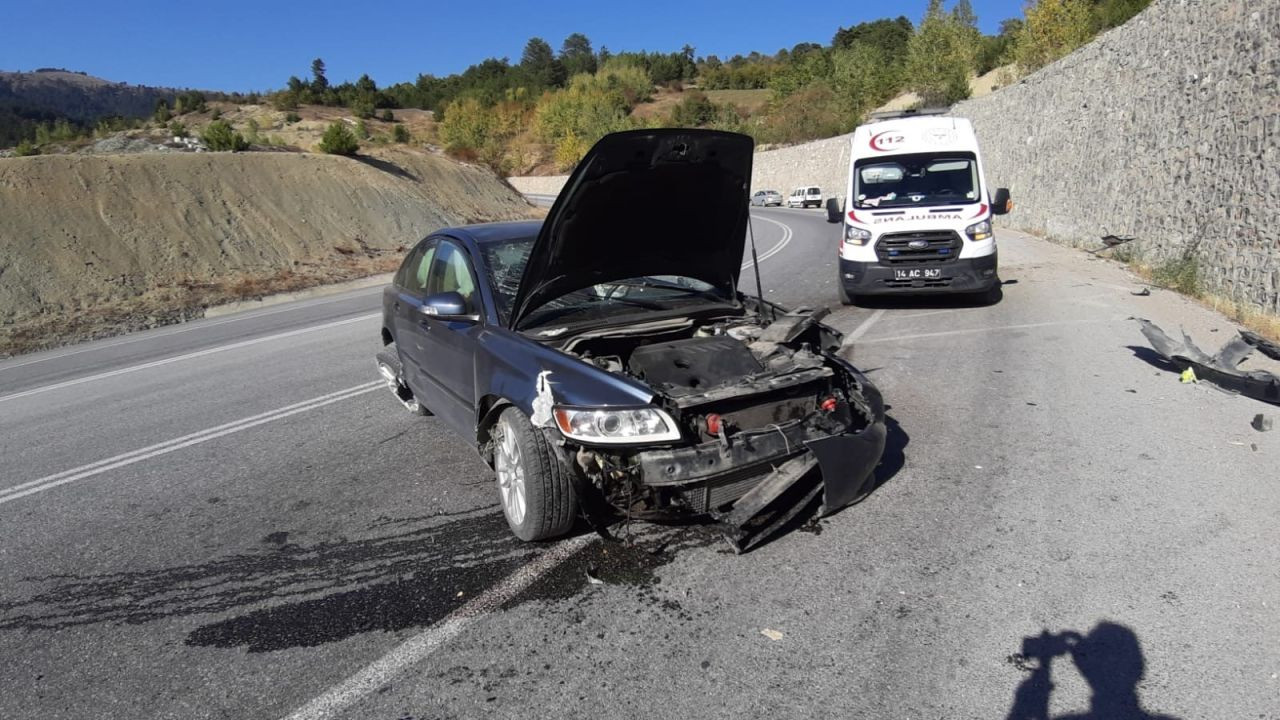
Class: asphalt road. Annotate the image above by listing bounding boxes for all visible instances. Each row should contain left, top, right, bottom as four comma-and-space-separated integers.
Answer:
2, 208, 1277, 720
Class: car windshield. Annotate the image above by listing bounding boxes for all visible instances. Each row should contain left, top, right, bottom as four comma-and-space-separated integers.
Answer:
480, 236, 736, 327
854, 152, 980, 208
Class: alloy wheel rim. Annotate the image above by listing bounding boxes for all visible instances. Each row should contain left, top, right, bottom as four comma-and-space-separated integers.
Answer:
495, 420, 526, 525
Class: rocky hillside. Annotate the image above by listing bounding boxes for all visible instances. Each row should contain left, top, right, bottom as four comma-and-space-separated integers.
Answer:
0, 148, 532, 354
0, 69, 174, 122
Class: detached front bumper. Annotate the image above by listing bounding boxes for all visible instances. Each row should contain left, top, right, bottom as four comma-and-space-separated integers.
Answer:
840, 251, 998, 295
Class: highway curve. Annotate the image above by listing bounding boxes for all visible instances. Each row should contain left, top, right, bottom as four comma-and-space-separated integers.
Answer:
1, 208, 1276, 719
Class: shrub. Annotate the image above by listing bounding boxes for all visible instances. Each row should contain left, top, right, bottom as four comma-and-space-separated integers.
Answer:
318, 121, 360, 155
14, 139, 39, 156
669, 91, 718, 127
210, 108, 222, 120
1015, 0, 1096, 72
201, 120, 249, 151
284, 111, 301, 124
1151, 255, 1201, 297
169, 120, 188, 138
244, 118, 261, 144
355, 119, 370, 139
381, 109, 395, 122
351, 97, 376, 119
392, 124, 410, 143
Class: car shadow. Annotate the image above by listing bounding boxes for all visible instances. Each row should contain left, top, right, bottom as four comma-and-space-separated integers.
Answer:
1005, 621, 1181, 719
854, 282, 1010, 310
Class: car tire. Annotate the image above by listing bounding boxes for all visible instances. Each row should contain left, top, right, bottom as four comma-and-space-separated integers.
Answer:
837, 278, 856, 306
493, 407, 577, 542
376, 343, 430, 415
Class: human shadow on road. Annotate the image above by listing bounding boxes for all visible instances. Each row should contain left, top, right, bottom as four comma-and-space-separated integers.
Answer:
1006, 621, 1181, 720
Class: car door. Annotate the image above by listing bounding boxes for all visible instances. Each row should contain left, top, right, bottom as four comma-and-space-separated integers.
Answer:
405, 238, 484, 437
390, 239, 437, 387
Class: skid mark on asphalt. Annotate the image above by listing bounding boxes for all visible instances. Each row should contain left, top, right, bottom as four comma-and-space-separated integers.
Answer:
0, 381, 381, 505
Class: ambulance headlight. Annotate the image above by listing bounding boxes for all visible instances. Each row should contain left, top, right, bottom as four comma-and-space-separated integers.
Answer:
965, 220, 992, 241
845, 226, 872, 246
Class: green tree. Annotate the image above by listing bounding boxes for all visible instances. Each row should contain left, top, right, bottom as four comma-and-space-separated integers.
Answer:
169, 119, 188, 138
669, 91, 719, 127
381, 108, 394, 121
522, 37, 567, 88
154, 100, 171, 124
905, 0, 976, 105
354, 119, 370, 139
14, 139, 39, 156
351, 96, 376, 119
1016, 0, 1096, 72
560, 33, 597, 76
318, 121, 359, 155
202, 120, 249, 151
1091, 0, 1151, 30
392, 124, 410, 143
311, 58, 329, 93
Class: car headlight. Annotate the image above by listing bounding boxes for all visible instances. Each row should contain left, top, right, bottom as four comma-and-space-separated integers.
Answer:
845, 226, 872, 246
553, 406, 682, 444
965, 220, 993, 241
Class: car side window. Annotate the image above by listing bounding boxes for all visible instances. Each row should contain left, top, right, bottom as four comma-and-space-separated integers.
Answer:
396, 240, 437, 295
426, 240, 478, 313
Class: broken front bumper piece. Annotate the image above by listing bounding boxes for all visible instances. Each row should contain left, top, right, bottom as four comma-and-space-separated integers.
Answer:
633, 397, 888, 552
1137, 319, 1280, 405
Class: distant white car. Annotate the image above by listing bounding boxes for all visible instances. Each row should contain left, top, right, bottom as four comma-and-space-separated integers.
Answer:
788, 186, 823, 208
750, 189, 783, 207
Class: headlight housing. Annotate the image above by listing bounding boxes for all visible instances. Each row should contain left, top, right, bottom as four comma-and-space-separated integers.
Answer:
965, 220, 993, 241
553, 406, 682, 444
845, 226, 872, 246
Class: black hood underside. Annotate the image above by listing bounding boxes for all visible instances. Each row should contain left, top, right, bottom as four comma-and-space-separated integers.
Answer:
510, 129, 755, 329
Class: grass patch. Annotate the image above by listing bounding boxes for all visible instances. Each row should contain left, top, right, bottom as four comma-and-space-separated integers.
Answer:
1149, 256, 1201, 297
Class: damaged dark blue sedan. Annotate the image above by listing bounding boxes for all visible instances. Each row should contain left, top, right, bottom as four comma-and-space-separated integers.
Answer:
376, 129, 886, 551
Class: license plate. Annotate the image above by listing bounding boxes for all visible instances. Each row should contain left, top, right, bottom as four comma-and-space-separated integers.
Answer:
894, 268, 942, 280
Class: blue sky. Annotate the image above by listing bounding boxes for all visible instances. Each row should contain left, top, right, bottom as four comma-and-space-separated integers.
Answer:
1, 1, 1025, 91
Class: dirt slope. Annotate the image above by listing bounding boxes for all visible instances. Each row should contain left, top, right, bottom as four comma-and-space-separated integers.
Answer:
0, 148, 532, 352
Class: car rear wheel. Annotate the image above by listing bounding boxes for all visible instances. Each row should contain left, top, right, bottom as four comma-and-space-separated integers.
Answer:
376, 342, 429, 415
493, 407, 577, 541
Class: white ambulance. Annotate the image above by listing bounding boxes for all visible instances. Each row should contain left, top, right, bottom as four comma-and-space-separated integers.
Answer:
829, 110, 1012, 304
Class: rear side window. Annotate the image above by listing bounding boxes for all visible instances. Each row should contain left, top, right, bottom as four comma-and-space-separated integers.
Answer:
395, 241, 436, 294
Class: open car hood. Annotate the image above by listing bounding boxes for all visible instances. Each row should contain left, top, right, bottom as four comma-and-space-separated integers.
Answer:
509, 129, 754, 329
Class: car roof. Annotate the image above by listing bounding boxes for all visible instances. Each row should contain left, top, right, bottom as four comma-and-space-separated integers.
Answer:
436, 219, 542, 247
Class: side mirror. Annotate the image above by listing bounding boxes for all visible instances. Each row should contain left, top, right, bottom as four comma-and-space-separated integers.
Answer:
992, 188, 1013, 215
419, 291, 472, 320
825, 197, 843, 224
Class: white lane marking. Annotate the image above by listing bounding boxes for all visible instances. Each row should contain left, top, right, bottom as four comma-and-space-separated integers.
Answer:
847, 308, 887, 342
0, 313, 380, 405
0, 381, 382, 505
0, 288, 384, 373
857, 317, 1119, 345
742, 213, 793, 270
282, 534, 593, 720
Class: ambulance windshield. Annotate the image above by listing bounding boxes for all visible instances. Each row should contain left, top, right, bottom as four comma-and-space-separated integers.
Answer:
854, 152, 980, 209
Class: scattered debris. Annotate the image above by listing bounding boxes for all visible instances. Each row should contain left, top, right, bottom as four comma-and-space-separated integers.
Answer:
1253, 414, 1273, 432
1137, 319, 1280, 406
1089, 233, 1136, 255
1131, 287, 1151, 297
760, 628, 785, 641
586, 567, 605, 585
1126, 389, 1138, 394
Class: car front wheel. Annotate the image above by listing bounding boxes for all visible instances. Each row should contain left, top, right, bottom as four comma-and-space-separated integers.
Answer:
493, 407, 577, 541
